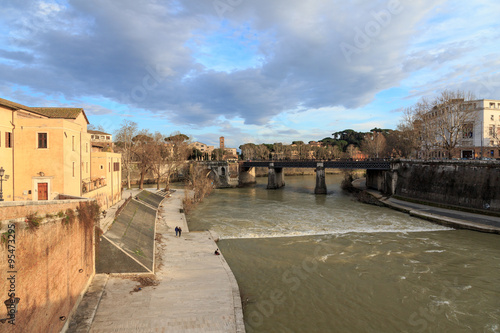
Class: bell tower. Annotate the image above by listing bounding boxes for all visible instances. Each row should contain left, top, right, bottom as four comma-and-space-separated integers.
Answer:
219, 136, 225, 151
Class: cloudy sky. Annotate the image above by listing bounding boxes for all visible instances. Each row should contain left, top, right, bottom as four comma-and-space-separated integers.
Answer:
1, 0, 499, 148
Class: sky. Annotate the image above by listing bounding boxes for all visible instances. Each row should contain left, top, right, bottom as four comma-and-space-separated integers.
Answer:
1, 0, 500, 149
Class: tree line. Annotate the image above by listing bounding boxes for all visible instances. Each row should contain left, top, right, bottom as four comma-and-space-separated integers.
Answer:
111, 90, 481, 190
239, 128, 399, 161
114, 120, 191, 190
240, 90, 481, 160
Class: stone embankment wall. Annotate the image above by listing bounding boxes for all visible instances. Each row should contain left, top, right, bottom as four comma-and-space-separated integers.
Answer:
0, 201, 95, 332
0, 198, 89, 221
367, 160, 500, 212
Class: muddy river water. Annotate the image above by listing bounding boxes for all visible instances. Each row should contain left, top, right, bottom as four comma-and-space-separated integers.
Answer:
187, 174, 500, 333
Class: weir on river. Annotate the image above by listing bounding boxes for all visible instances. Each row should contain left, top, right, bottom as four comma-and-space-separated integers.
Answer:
187, 174, 500, 332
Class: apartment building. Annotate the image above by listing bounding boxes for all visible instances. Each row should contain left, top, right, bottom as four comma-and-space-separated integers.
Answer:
423, 99, 500, 159
0, 98, 121, 208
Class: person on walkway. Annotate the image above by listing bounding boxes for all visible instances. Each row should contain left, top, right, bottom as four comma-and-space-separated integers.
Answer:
214, 249, 220, 255
175, 226, 179, 237
178, 227, 182, 237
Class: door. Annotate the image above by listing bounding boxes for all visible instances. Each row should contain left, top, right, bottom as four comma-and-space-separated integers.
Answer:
38, 183, 48, 200
462, 150, 473, 159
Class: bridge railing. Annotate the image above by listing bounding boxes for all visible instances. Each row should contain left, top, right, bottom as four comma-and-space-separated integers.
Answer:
241, 159, 391, 170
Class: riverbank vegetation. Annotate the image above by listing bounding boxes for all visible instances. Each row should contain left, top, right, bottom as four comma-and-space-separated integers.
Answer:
182, 163, 214, 214
115, 120, 190, 190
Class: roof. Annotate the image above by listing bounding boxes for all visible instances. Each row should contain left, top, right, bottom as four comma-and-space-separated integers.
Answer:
31, 107, 90, 124
31, 107, 82, 119
0, 97, 36, 112
88, 130, 111, 136
0, 97, 90, 124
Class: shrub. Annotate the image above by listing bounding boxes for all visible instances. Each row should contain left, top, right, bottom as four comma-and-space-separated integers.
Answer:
26, 212, 42, 230
77, 201, 101, 229
65, 208, 76, 225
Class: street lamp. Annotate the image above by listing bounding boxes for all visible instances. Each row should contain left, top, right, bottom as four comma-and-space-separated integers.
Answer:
0, 167, 5, 202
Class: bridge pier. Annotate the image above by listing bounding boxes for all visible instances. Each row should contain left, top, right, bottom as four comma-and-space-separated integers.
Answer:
267, 163, 285, 189
239, 166, 256, 186
314, 164, 327, 194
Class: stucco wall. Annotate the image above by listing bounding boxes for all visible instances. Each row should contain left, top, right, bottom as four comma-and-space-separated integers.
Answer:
83, 184, 121, 210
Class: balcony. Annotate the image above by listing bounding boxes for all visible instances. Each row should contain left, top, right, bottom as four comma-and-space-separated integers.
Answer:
82, 177, 107, 193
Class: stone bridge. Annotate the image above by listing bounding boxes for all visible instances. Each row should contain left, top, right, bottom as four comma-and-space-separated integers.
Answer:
199, 159, 500, 212
198, 161, 239, 188
199, 160, 391, 194
242, 160, 390, 194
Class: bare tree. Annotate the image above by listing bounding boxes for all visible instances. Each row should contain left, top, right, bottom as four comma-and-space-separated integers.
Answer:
114, 120, 138, 189
255, 144, 270, 160
162, 132, 190, 191
393, 107, 422, 158
421, 90, 477, 158
186, 162, 213, 203
272, 143, 284, 160
132, 130, 154, 189
88, 124, 106, 132
361, 131, 386, 158
345, 144, 358, 159
148, 132, 169, 190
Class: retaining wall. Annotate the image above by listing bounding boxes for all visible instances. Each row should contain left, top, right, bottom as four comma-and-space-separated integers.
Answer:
368, 160, 500, 212
0, 201, 95, 332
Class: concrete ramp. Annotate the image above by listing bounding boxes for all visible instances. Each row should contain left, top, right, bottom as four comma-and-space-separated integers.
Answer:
96, 196, 158, 274
136, 190, 165, 208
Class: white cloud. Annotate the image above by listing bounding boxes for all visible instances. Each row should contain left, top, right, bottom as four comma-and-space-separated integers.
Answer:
0, 0, 498, 144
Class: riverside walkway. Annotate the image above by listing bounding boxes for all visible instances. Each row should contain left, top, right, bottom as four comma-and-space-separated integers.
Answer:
69, 189, 245, 333
353, 179, 500, 234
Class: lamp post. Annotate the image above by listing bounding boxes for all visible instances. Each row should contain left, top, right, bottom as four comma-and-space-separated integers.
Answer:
0, 167, 5, 201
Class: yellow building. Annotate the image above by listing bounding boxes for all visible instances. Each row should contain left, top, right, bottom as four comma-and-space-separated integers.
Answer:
0, 98, 121, 209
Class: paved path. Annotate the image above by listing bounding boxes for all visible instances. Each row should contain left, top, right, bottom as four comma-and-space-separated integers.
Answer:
353, 178, 500, 234
70, 189, 245, 333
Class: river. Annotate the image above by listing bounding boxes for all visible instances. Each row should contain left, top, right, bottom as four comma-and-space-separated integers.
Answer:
187, 174, 500, 333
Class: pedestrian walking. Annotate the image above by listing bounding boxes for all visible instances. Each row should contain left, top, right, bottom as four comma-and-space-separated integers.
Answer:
175, 226, 179, 237
178, 226, 182, 237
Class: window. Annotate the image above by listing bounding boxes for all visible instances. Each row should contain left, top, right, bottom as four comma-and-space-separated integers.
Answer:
462, 124, 474, 139
491, 115, 495, 121
109, 162, 111, 172
0, 131, 1, 147
106, 136, 110, 140
72, 162, 75, 177
86, 162, 88, 173
490, 150, 494, 157
5, 132, 12, 148
489, 125, 496, 137
86, 143, 88, 153
113, 162, 120, 171
72, 136, 75, 151
38, 133, 48, 148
